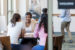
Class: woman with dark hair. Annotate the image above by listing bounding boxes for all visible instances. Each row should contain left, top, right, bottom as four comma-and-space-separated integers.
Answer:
24, 12, 36, 33
7, 13, 25, 44
38, 8, 48, 23
32, 14, 48, 50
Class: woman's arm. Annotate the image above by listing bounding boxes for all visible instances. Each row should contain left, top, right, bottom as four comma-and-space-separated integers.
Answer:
34, 24, 39, 38
21, 29, 25, 37
19, 29, 25, 38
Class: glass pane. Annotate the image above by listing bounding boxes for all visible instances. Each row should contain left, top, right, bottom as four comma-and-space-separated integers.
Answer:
0, 0, 1, 15
53, 0, 75, 50
1, 0, 4, 15
7, 0, 16, 23
7, 0, 12, 23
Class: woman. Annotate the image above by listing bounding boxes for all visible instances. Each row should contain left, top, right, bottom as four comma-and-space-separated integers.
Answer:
58, 9, 73, 43
25, 12, 36, 33
38, 8, 47, 23
32, 14, 48, 50
7, 13, 25, 45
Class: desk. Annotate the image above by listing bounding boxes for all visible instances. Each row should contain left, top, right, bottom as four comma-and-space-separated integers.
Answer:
0, 33, 7, 36
24, 33, 34, 38
23, 33, 37, 46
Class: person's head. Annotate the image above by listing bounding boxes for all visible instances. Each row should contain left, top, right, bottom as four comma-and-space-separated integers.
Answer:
11, 13, 21, 27
32, 0, 37, 5
39, 14, 48, 33
25, 12, 32, 23
42, 8, 48, 14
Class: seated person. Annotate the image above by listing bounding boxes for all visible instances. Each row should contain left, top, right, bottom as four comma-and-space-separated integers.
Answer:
24, 12, 37, 37
7, 13, 25, 45
32, 14, 48, 50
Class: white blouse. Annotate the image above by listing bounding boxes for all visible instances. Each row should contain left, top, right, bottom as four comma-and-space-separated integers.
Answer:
24, 19, 36, 33
7, 21, 24, 44
25, 24, 32, 32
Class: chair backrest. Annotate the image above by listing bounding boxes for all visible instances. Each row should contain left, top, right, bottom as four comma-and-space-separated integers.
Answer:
53, 36, 63, 50
44, 36, 63, 50
44, 36, 48, 50
0, 36, 11, 50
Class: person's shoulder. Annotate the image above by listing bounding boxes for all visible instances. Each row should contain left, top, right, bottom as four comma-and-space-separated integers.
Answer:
16, 21, 24, 26
18, 20, 24, 23
21, 20, 25, 24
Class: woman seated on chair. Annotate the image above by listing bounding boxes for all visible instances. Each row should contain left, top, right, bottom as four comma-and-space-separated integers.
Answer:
24, 12, 37, 37
32, 14, 48, 50
7, 13, 25, 45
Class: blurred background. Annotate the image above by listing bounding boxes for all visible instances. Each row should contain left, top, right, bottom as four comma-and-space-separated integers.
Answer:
0, 0, 47, 32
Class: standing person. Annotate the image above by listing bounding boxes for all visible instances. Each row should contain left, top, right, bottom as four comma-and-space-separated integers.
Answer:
7, 13, 25, 45
38, 8, 48, 23
58, 9, 73, 43
32, 14, 48, 50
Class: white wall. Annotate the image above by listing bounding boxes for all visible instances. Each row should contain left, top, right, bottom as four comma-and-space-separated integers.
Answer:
19, 0, 26, 17
40, 0, 47, 10
0, 16, 7, 31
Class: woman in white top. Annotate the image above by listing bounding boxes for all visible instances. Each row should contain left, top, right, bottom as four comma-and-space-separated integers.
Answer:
7, 13, 25, 44
25, 12, 36, 33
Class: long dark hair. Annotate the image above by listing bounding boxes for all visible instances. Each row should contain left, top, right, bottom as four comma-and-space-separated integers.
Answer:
42, 8, 47, 14
39, 14, 48, 33
11, 13, 21, 27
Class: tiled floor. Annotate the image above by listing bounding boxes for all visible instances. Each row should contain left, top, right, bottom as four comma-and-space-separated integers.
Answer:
62, 35, 75, 50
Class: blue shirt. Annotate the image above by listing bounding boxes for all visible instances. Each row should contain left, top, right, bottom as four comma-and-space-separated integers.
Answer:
59, 9, 71, 22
